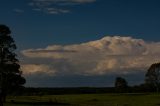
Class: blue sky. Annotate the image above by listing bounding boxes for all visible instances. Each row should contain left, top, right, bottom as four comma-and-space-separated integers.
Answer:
1, 0, 160, 87
0, 0, 160, 49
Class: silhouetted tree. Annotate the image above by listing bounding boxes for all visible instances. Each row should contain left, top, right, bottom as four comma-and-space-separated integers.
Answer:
0, 25, 26, 103
145, 62, 160, 92
115, 77, 128, 92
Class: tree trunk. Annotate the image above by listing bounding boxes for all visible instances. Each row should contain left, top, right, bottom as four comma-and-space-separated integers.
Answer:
2, 95, 6, 103
0, 101, 3, 106
0, 94, 3, 106
2, 90, 6, 103
156, 87, 159, 93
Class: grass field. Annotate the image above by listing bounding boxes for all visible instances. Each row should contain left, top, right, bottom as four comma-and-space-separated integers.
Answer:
4, 93, 160, 106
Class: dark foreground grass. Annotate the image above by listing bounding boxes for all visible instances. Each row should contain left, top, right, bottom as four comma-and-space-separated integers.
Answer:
3, 93, 160, 106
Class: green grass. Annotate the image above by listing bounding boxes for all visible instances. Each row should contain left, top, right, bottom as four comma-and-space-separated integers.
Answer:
4, 93, 160, 106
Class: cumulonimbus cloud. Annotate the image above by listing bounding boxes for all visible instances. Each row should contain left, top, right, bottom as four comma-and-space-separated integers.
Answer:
21, 36, 160, 76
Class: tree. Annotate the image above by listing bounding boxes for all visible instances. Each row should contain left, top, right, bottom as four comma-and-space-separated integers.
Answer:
145, 62, 160, 92
115, 77, 128, 92
0, 25, 26, 103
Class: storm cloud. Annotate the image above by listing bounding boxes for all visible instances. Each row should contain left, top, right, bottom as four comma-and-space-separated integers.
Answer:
21, 36, 160, 77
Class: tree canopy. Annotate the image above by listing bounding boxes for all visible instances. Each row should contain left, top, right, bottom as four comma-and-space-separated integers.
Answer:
145, 62, 160, 92
115, 77, 128, 92
0, 25, 25, 102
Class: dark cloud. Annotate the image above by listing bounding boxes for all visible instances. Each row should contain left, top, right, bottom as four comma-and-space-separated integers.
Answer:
24, 72, 145, 87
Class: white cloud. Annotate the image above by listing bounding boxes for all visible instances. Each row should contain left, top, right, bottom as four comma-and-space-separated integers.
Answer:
45, 7, 70, 14
13, 9, 24, 13
21, 64, 56, 75
21, 36, 160, 76
29, 0, 96, 14
32, 0, 96, 4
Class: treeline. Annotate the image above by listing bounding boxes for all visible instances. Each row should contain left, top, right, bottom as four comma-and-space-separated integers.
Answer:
10, 85, 157, 96
10, 62, 160, 96
114, 62, 160, 93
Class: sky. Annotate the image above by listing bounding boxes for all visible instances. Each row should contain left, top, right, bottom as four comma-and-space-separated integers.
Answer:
1, 0, 160, 87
